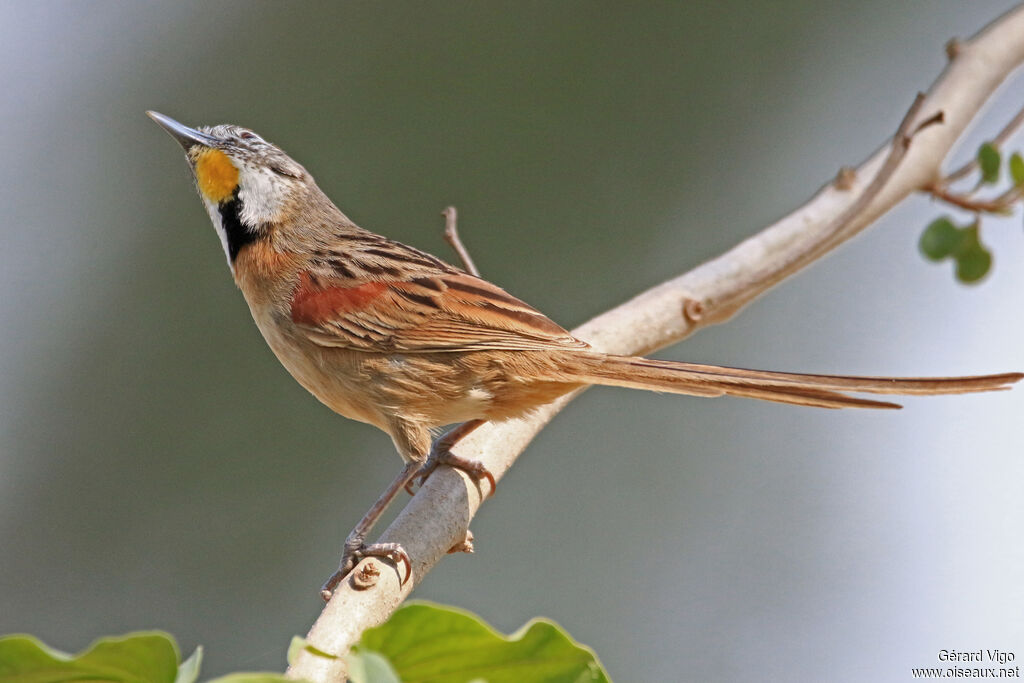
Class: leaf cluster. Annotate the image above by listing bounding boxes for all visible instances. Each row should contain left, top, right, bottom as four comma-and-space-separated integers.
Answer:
1, 602, 609, 682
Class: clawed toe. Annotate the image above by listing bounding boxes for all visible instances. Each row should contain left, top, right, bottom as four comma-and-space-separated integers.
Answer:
401, 460, 439, 494
320, 422, 492, 601
320, 542, 412, 601
452, 457, 496, 495
417, 450, 496, 497
413, 419, 494, 495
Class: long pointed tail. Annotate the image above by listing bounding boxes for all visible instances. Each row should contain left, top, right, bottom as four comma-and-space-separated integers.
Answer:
570, 354, 1023, 410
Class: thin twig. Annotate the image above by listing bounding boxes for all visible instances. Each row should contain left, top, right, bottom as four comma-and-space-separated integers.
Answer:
924, 181, 1020, 213
713, 92, 937, 318
943, 102, 1024, 184
820, 94, 931, 250
441, 206, 480, 276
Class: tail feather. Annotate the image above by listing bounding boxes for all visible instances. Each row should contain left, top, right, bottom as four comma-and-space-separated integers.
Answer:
572, 354, 1022, 410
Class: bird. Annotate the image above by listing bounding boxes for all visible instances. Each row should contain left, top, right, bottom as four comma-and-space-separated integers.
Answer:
147, 111, 1022, 600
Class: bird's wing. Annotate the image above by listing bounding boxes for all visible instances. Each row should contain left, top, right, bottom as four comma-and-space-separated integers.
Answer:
290, 258, 588, 353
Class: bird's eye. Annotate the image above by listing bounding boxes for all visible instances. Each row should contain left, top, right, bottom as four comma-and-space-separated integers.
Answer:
270, 163, 301, 179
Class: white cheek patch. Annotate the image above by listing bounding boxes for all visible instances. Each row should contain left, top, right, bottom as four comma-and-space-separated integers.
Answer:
238, 166, 288, 227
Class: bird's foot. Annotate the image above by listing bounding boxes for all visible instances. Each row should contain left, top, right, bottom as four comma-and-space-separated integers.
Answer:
320, 536, 411, 601
404, 444, 496, 497
403, 420, 494, 496
416, 449, 496, 495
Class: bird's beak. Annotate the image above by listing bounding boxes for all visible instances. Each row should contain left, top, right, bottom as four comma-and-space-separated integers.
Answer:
147, 111, 219, 150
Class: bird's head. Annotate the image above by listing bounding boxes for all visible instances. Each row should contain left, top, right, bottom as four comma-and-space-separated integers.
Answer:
148, 111, 314, 266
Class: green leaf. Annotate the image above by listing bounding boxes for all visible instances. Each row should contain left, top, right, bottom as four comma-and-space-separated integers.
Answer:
0, 632, 180, 683
955, 245, 992, 283
286, 637, 337, 667
978, 142, 1000, 184
174, 647, 202, 683
0, 633, 300, 683
919, 217, 963, 261
950, 223, 992, 284
1010, 152, 1024, 187
348, 650, 402, 683
955, 222, 980, 252
206, 674, 293, 683
357, 601, 610, 683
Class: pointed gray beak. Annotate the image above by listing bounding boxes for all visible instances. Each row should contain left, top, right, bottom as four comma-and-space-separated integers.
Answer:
147, 111, 219, 150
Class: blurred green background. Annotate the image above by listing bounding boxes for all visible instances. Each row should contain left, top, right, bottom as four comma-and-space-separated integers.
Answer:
2, 3, 1022, 681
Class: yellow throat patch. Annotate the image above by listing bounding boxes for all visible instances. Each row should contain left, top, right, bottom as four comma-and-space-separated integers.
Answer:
194, 149, 239, 203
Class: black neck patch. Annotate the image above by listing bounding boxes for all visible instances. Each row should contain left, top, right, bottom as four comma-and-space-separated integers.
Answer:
219, 193, 258, 262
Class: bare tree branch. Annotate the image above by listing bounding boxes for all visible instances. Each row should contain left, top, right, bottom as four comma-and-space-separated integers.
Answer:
286, 6, 1024, 681
441, 206, 481, 277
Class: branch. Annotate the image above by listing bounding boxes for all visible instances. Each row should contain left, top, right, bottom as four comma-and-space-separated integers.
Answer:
942, 101, 1024, 184
923, 180, 1020, 213
441, 206, 481, 277
286, 6, 1024, 680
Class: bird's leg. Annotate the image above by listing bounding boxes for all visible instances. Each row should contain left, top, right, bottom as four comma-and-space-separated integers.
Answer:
412, 419, 495, 495
320, 460, 421, 601
441, 206, 481, 277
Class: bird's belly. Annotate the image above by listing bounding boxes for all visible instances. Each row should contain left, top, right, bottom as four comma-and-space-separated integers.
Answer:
253, 322, 497, 429
360, 354, 496, 426
250, 309, 581, 430
254, 320, 384, 427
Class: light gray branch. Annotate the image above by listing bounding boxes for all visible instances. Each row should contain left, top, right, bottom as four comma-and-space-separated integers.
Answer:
287, 6, 1024, 681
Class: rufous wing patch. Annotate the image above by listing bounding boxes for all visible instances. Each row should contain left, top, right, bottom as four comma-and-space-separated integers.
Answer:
289, 268, 590, 352
290, 272, 389, 325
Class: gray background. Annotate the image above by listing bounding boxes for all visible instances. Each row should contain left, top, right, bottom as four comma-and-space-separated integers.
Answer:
1, 3, 1022, 681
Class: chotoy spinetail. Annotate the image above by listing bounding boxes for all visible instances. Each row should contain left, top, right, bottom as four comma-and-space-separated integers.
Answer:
148, 111, 1022, 600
